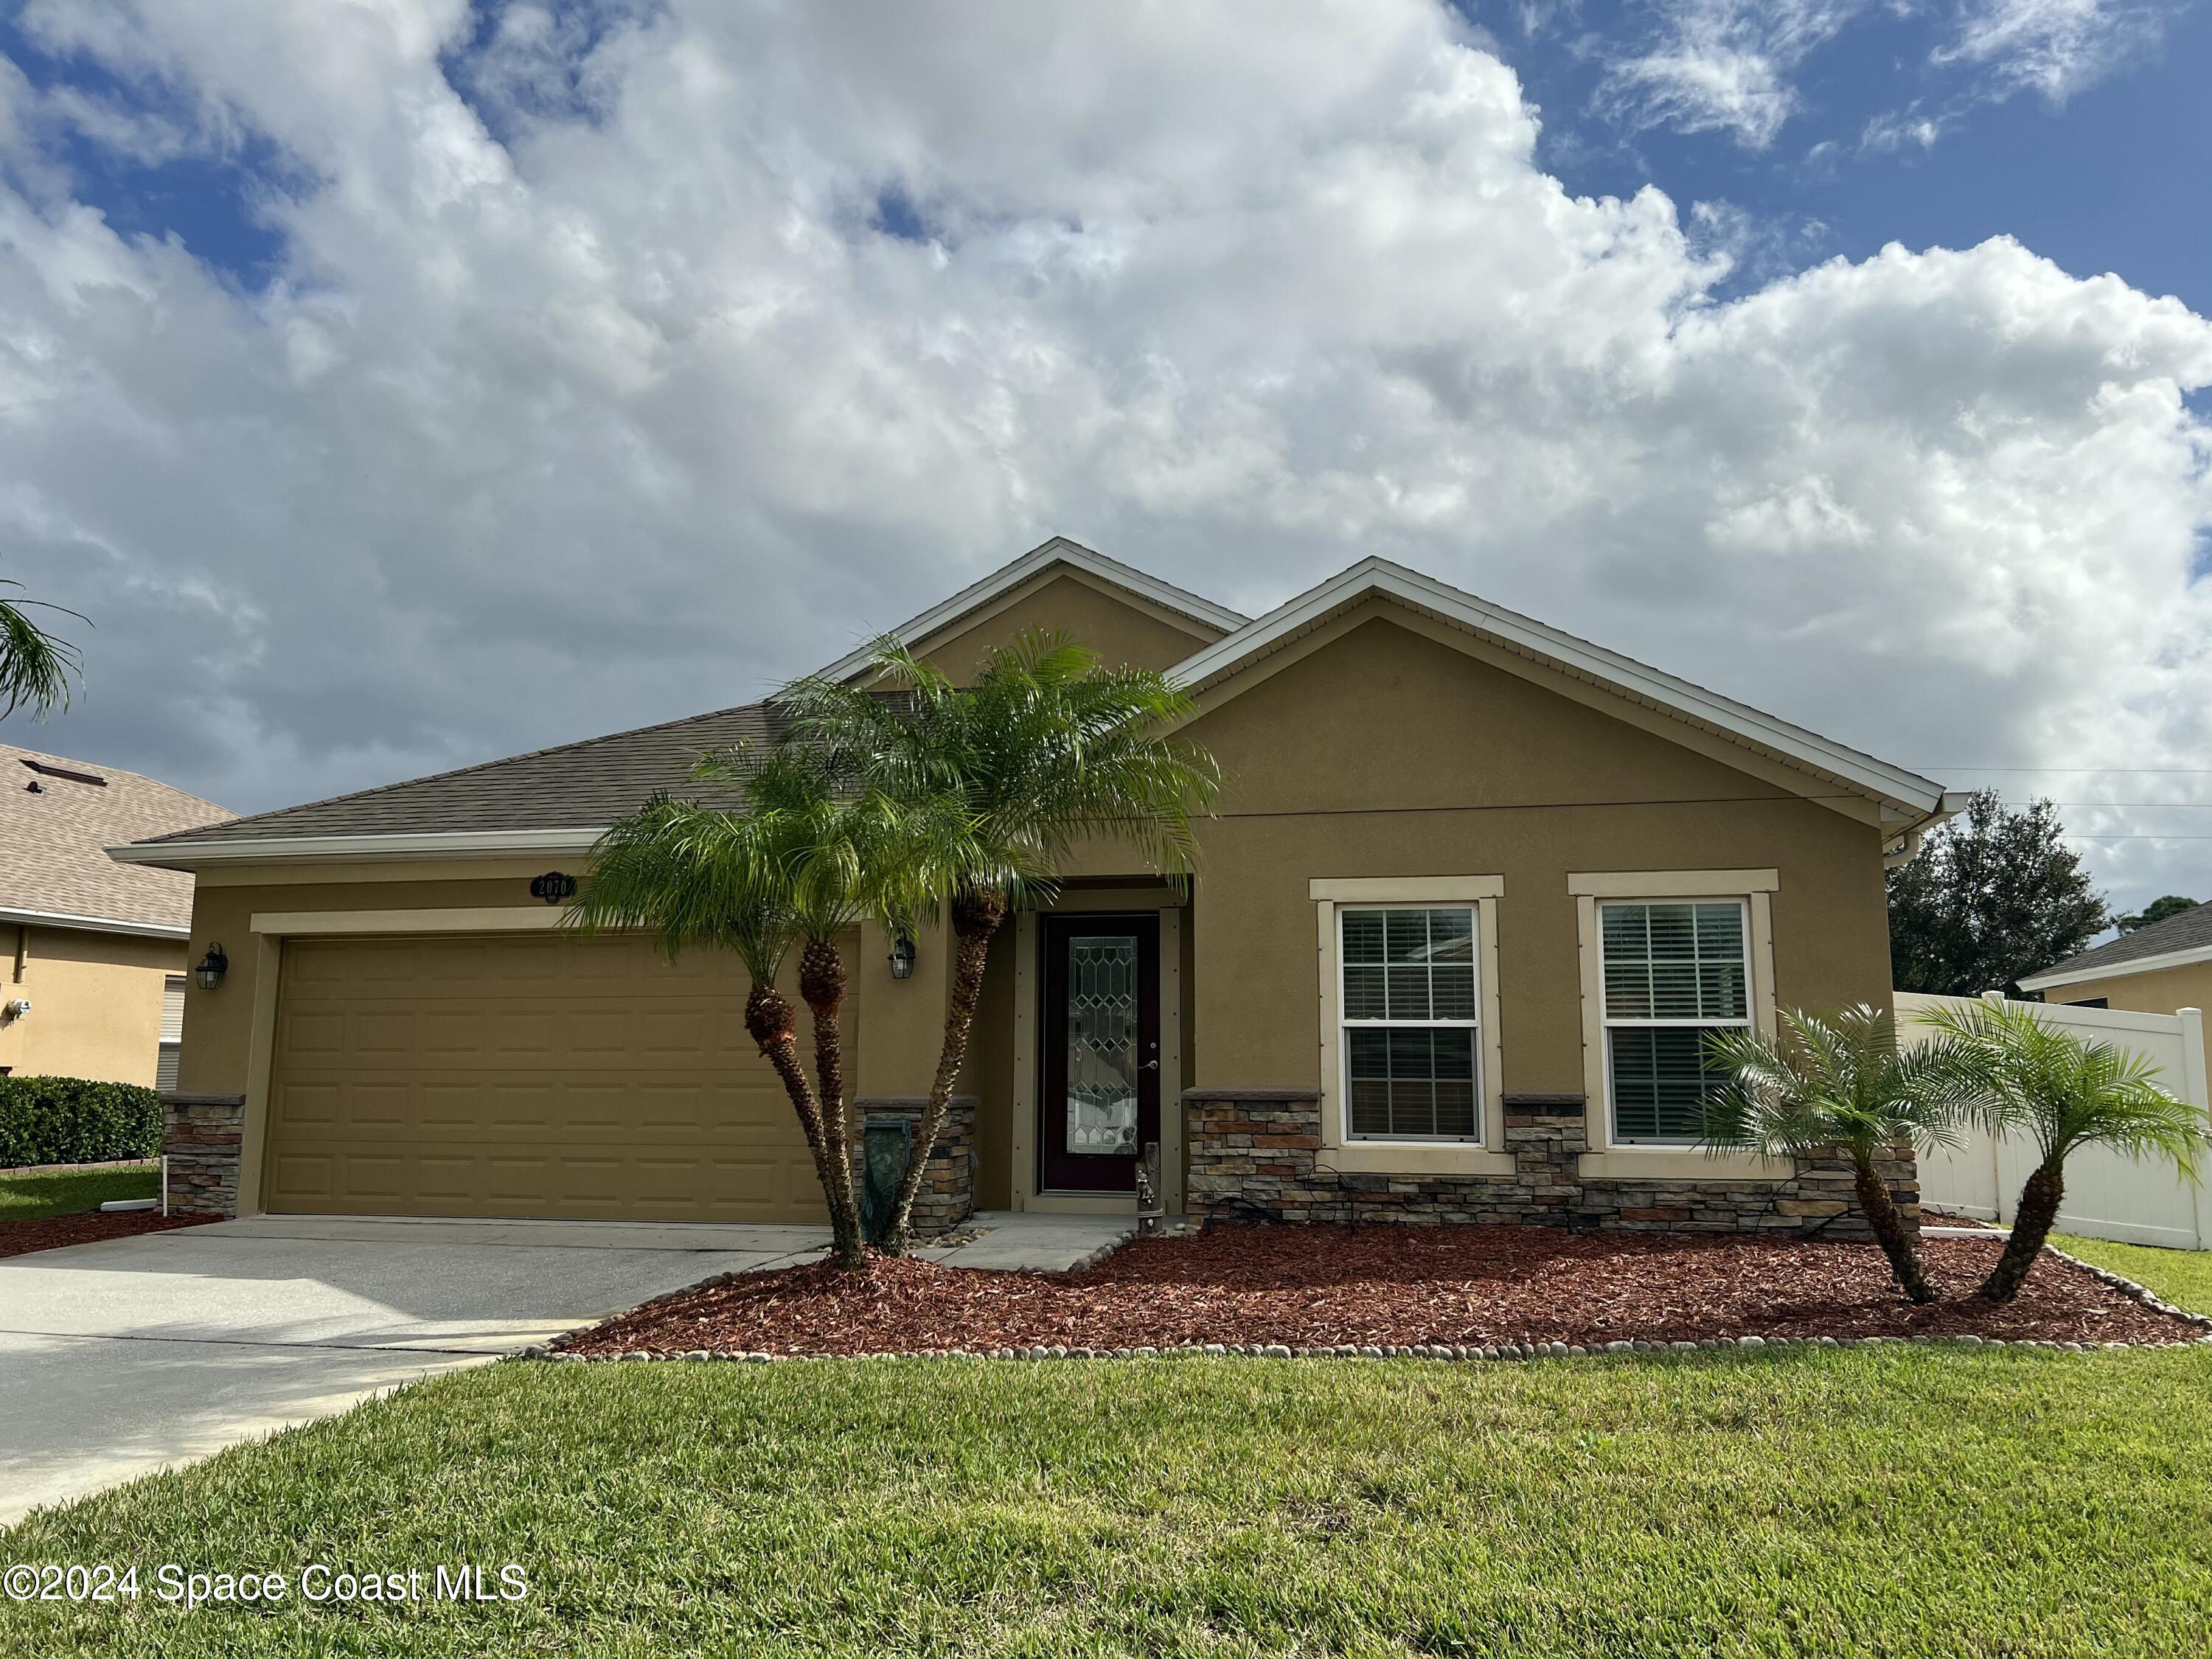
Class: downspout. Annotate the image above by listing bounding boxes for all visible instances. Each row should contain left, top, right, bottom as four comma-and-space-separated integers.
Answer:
1882, 791, 1972, 870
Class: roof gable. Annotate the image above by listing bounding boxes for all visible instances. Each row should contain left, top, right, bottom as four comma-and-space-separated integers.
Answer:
1168, 557, 1949, 825
815, 536, 1245, 683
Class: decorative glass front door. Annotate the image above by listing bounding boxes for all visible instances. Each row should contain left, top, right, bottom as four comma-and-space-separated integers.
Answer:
1040, 913, 1161, 1193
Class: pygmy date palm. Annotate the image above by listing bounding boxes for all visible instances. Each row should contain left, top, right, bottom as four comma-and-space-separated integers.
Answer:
1703, 1004, 1967, 1303
568, 745, 927, 1269
779, 630, 1221, 1251
1913, 998, 2208, 1303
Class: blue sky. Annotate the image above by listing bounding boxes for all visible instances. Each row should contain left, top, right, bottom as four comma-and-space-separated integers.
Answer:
0, 1, 2209, 918
1469, 0, 2212, 313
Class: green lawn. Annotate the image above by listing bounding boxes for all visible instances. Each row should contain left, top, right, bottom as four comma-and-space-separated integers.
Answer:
0, 1163, 158, 1221
5, 1346, 2211, 1657
2051, 1231, 2212, 1315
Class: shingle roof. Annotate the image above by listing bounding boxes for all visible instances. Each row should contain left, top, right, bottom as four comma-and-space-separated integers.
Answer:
2024, 902, 2212, 987
0, 742, 232, 929
138, 703, 777, 849
125, 544, 1950, 865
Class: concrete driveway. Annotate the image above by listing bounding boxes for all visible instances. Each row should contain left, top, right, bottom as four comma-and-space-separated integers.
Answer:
0, 1214, 831, 1526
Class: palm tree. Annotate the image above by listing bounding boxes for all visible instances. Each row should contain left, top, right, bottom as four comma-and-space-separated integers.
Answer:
1913, 999, 2209, 1303
568, 745, 925, 1269
0, 577, 83, 718
778, 630, 1222, 1251
1703, 1005, 1967, 1303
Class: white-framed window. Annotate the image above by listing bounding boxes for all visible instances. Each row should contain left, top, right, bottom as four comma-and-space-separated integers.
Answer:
1596, 899, 1751, 1144
156, 974, 187, 1093
1338, 904, 1481, 1141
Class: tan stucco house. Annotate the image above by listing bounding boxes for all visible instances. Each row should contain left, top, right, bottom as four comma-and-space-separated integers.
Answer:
2021, 908, 2212, 1018
115, 540, 1959, 1232
1, 742, 232, 1090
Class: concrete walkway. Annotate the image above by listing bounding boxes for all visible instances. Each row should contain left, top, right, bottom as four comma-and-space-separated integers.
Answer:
0, 1208, 1135, 1525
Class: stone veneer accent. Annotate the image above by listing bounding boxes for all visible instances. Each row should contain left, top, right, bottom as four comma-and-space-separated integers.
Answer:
1183, 1088, 1917, 1241
162, 1093, 246, 1219
853, 1094, 977, 1238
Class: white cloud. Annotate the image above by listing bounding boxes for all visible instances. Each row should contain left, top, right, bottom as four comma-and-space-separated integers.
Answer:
1599, 0, 1876, 148
1938, 0, 2174, 102
0, 0, 2208, 908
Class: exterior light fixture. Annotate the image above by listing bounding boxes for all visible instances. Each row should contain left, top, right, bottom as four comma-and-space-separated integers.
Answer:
195, 943, 229, 991
888, 933, 917, 981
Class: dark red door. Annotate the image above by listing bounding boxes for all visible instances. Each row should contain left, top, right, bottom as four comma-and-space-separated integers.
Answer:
1039, 914, 1160, 1193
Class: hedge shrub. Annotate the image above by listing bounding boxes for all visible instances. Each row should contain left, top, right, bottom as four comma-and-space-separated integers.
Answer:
0, 1075, 164, 1169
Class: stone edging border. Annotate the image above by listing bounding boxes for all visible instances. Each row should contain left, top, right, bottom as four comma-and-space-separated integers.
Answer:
2043, 1243, 2212, 1330
526, 1329, 2212, 1363
521, 1241, 2212, 1366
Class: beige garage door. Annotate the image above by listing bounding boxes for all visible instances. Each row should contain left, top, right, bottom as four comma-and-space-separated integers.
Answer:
262, 932, 825, 1222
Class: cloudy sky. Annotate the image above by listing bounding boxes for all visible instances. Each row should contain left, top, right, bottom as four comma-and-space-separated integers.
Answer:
1, 0, 2208, 916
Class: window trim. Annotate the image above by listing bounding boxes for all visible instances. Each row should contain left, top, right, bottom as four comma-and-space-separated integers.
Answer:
1570, 872, 1787, 1179
1312, 877, 1512, 1175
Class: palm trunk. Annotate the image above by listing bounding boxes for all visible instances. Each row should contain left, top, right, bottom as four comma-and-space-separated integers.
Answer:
1980, 1160, 2063, 1304
799, 938, 866, 1269
1851, 1145, 1935, 1304
880, 886, 1006, 1255
743, 981, 855, 1265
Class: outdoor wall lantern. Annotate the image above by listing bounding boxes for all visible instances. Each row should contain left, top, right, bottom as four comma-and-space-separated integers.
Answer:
195, 943, 229, 991
888, 932, 917, 981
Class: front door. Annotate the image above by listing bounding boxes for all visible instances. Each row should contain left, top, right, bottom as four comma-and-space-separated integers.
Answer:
1039, 913, 1161, 1193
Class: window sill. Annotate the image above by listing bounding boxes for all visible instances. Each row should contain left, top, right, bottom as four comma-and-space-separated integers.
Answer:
1577, 1150, 1792, 1181
1322, 1143, 1517, 1177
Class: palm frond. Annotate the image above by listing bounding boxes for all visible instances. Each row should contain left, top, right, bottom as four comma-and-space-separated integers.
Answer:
0, 583, 85, 720
1911, 998, 2209, 1178
1701, 1003, 1964, 1161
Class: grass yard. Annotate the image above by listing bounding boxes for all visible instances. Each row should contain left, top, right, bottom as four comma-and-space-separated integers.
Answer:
2051, 1231, 2212, 1315
4, 1345, 2211, 1657
0, 1163, 157, 1221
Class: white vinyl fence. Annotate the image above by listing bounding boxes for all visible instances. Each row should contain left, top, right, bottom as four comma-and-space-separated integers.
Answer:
1897, 991, 2212, 1251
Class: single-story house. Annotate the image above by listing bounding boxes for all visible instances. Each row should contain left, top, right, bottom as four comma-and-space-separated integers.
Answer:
2021, 907, 2212, 1018
1, 742, 232, 1092
115, 539, 1960, 1234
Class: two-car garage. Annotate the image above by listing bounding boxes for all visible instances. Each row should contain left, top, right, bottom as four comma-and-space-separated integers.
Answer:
260, 931, 824, 1222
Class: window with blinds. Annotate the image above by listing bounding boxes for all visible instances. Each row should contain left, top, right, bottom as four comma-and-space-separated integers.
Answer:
1339, 905, 1481, 1141
1598, 900, 1750, 1144
156, 975, 186, 1093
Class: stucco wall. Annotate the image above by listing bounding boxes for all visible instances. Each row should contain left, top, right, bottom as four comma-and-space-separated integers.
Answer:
1180, 609, 1893, 1097
917, 570, 1220, 682
0, 925, 184, 1087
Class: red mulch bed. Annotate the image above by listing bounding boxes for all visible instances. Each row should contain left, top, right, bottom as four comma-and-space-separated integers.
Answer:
557, 1224, 2203, 1357
0, 1211, 212, 1260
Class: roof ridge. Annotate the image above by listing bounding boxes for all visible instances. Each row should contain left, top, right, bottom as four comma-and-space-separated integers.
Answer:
142, 700, 768, 845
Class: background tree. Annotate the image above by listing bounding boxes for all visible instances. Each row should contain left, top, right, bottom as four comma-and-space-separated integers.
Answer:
0, 577, 84, 719
782, 631, 1221, 1252
1703, 1005, 1965, 1303
569, 746, 927, 1269
1886, 789, 2106, 995
1914, 999, 2208, 1301
2117, 895, 2199, 934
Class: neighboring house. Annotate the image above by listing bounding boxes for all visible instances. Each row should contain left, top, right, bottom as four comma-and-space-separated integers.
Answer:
1, 743, 232, 1089
2021, 906, 2212, 1016
114, 539, 1961, 1232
